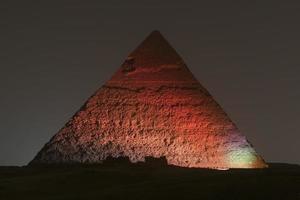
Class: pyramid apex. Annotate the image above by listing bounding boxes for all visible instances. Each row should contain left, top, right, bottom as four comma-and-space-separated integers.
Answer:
128, 30, 183, 65
105, 30, 199, 86
149, 30, 163, 35
144, 30, 166, 42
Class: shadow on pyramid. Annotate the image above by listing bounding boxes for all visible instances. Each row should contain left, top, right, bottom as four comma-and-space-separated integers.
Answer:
30, 31, 267, 170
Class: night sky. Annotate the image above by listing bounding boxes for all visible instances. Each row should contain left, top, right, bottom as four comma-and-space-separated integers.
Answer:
1, 1, 299, 166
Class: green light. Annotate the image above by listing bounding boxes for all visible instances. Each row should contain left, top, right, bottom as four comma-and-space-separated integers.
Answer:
227, 147, 257, 168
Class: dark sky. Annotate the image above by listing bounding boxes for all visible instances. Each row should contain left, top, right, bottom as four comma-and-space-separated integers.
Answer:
1, 1, 299, 166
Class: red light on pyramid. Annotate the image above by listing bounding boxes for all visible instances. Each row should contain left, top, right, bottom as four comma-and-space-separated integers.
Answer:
30, 31, 267, 169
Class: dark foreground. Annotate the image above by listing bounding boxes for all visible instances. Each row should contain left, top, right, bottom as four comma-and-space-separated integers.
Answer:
0, 163, 299, 200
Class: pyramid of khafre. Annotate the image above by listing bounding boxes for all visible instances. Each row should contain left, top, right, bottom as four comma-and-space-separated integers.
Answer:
30, 31, 267, 169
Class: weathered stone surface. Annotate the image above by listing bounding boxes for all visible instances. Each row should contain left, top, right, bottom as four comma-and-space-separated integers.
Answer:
30, 31, 267, 169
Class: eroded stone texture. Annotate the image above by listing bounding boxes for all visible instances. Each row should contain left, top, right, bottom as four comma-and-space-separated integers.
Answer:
30, 31, 267, 169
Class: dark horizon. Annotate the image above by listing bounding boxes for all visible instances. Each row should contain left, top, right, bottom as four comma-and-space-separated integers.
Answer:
0, 1, 299, 166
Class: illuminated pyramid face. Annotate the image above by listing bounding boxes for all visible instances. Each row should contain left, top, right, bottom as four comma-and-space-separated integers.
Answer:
31, 31, 267, 169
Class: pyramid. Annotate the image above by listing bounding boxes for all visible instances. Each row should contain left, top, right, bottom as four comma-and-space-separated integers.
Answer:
30, 31, 267, 169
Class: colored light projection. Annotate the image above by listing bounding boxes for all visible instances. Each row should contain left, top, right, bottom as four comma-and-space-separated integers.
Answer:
30, 31, 267, 169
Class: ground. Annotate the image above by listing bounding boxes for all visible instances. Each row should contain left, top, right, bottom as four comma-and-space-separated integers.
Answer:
0, 163, 299, 200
